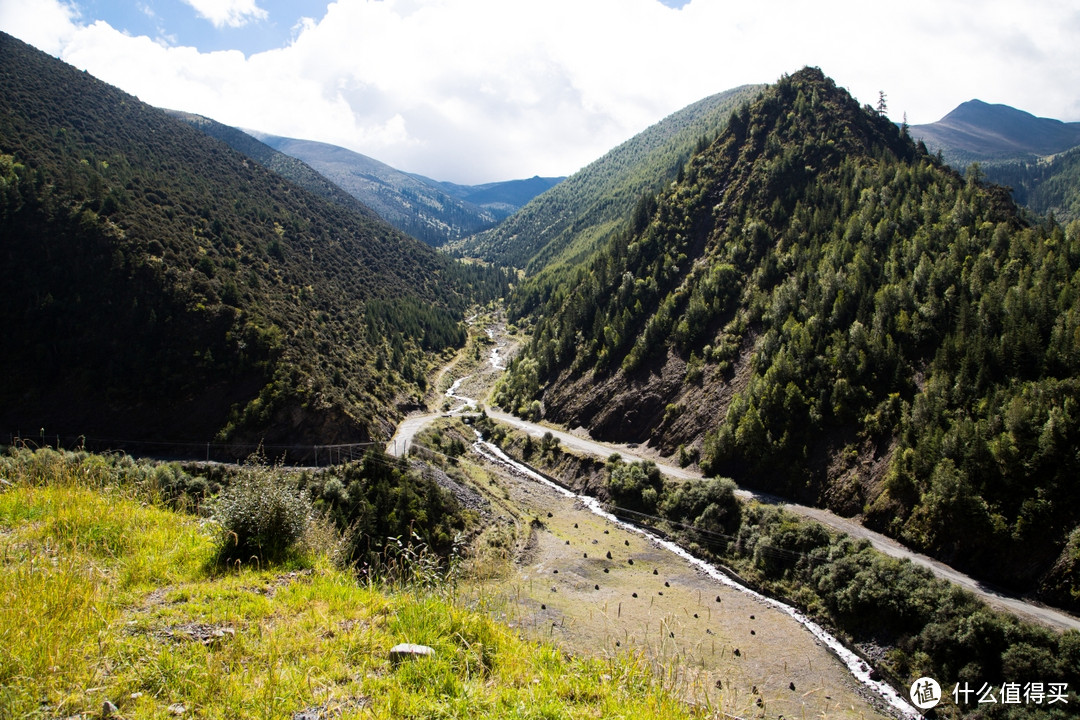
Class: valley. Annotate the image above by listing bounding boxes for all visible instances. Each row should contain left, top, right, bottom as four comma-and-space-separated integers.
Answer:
4, 30, 1080, 719
387, 309, 1080, 719
390, 311, 900, 718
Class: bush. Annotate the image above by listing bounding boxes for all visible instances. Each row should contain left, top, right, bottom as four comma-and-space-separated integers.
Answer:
210, 466, 312, 563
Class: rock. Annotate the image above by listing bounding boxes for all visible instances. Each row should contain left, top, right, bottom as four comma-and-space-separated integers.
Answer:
605, 551, 612, 559
102, 701, 119, 717
389, 643, 435, 664
168, 703, 187, 716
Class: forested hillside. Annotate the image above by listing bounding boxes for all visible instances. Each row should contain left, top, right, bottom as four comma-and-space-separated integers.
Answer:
495, 67, 1080, 607
0, 32, 509, 450
166, 110, 386, 222
453, 85, 762, 283
976, 148, 1080, 223
251, 133, 500, 247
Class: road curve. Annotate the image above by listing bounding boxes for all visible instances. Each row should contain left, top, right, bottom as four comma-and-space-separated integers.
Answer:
484, 408, 1080, 633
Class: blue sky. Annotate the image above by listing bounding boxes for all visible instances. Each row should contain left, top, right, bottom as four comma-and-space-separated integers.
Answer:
2, 0, 1078, 184
71, 1, 330, 55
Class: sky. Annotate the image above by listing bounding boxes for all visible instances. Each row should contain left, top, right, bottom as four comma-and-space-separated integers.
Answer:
2, 0, 1079, 185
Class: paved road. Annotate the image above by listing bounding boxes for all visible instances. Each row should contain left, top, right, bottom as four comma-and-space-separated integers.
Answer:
483, 408, 1080, 633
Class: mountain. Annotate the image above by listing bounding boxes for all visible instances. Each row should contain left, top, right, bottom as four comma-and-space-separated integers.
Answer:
247, 132, 502, 246
0, 32, 509, 452
165, 110, 385, 221
909, 101, 1080, 222
910, 99, 1080, 165
416, 174, 565, 218
495, 67, 1080, 607
452, 84, 764, 279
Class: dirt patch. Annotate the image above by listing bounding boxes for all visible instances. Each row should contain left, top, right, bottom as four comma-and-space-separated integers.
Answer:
463, 449, 895, 720
158, 622, 237, 645
540, 333, 757, 463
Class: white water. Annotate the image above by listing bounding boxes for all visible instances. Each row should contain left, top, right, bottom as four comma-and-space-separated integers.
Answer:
471, 434, 920, 720
485, 327, 506, 370
445, 376, 477, 412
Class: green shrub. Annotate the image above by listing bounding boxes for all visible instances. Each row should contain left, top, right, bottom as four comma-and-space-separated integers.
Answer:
210, 466, 312, 563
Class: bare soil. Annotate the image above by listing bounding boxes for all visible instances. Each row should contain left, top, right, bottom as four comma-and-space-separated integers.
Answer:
458, 448, 894, 720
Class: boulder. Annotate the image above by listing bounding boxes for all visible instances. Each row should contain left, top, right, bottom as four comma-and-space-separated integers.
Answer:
389, 643, 435, 664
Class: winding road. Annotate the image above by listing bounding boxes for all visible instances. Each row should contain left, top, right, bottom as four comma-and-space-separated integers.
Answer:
388, 315, 1080, 634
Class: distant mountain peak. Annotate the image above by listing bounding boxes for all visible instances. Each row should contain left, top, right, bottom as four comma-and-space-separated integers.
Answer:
911, 99, 1080, 162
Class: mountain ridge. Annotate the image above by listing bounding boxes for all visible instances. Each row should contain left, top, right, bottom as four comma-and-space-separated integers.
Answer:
910, 99, 1080, 163
495, 67, 1080, 608
246, 132, 560, 246
452, 83, 764, 276
0, 31, 507, 452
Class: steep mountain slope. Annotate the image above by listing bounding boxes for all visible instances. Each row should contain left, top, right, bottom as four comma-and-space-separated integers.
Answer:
166, 110, 384, 221
979, 146, 1080, 223
496, 67, 1080, 606
249, 132, 499, 246
909, 100, 1080, 222
452, 84, 763, 279
0, 32, 508, 451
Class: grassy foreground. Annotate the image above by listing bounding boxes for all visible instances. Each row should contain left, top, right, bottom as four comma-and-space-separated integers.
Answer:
0, 448, 712, 719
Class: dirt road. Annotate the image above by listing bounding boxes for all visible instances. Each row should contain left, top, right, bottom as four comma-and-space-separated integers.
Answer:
484, 408, 1080, 633
391, 309, 1080, 633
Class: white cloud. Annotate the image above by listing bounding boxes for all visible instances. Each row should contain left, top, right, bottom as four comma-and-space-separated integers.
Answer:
2, 0, 1079, 183
0, 0, 80, 55
182, 0, 267, 29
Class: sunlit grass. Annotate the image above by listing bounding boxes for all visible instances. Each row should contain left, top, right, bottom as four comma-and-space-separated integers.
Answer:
0, 448, 715, 719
